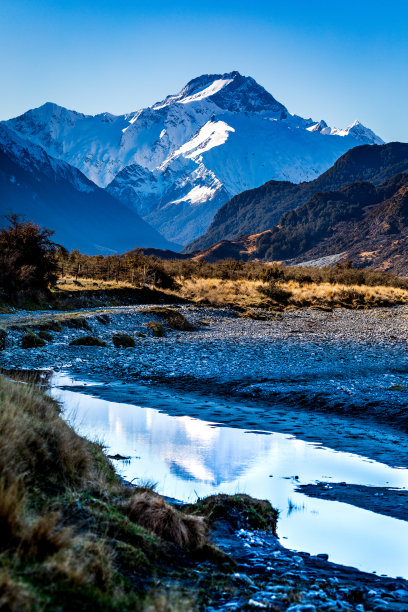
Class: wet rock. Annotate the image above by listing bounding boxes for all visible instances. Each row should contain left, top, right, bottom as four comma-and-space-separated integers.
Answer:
286, 605, 316, 612
232, 573, 256, 588
21, 331, 46, 349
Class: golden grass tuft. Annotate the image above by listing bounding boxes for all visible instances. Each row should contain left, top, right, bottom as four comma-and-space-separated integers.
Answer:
0, 479, 24, 550
285, 280, 408, 308
0, 479, 72, 562
127, 492, 206, 549
23, 512, 73, 561
176, 277, 267, 308
0, 375, 115, 491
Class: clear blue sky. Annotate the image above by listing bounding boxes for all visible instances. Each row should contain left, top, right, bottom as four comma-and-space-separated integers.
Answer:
1, 0, 406, 142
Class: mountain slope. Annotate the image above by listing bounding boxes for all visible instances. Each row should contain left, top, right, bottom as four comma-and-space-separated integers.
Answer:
187, 142, 408, 252
5, 71, 383, 245
0, 125, 177, 254
201, 173, 408, 273
255, 173, 408, 272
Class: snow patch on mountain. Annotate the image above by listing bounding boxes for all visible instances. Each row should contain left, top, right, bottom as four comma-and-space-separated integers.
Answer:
168, 120, 235, 162
307, 119, 383, 145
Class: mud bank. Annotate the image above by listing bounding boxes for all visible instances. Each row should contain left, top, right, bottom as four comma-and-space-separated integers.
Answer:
296, 483, 408, 522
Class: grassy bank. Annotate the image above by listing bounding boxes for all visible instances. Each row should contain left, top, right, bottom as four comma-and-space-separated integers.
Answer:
174, 277, 408, 309
0, 374, 282, 610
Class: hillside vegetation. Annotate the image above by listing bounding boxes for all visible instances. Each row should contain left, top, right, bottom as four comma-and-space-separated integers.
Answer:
187, 142, 408, 252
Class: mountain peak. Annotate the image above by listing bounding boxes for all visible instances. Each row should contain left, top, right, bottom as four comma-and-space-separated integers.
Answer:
152, 71, 288, 116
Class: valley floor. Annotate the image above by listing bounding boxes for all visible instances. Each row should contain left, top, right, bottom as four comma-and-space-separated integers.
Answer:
2, 303, 408, 609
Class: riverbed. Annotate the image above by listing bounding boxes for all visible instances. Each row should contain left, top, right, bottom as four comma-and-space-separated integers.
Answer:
50, 372, 408, 580
2, 303, 408, 586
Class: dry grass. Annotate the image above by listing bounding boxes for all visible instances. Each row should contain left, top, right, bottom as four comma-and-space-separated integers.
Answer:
174, 276, 408, 309
176, 277, 267, 308
0, 479, 72, 562
185, 494, 278, 535
0, 376, 114, 490
45, 538, 116, 590
0, 570, 34, 611
286, 280, 408, 308
56, 276, 135, 292
127, 492, 206, 549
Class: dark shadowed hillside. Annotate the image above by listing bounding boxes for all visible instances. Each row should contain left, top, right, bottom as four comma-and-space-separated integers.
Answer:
207, 173, 408, 273
186, 142, 408, 252
0, 125, 178, 254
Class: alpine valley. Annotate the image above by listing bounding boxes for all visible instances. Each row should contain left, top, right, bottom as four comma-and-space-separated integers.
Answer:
3, 71, 384, 248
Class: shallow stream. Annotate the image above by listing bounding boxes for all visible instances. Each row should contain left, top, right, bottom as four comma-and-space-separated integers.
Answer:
50, 373, 408, 581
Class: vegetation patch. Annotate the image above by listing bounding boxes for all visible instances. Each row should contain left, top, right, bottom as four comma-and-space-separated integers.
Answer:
145, 321, 166, 337
185, 494, 278, 535
127, 491, 206, 549
21, 331, 47, 349
37, 330, 54, 342
112, 333, 136, 348
145, 307, 195, 331
63, 316, 91, 331
69, 335, 106, 347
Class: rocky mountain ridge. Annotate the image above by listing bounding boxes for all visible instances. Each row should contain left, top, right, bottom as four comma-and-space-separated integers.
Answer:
5, 71, 383, 245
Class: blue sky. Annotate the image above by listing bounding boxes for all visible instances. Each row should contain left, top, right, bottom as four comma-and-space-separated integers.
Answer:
1, 0, 407, 142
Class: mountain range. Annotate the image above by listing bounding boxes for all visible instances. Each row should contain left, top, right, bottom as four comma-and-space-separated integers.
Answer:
187, 142, 408, 252
0, 124, 176, 253
190, 143, 408, 273
4, 71, 383, 246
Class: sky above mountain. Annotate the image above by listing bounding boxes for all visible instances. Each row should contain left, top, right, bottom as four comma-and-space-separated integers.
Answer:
1, 0, 407, 143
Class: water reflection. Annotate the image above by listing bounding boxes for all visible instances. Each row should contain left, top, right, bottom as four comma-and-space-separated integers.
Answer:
50, 380, 408, 579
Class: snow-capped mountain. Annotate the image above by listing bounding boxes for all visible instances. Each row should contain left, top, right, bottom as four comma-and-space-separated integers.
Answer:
0, 124, 176, 253
5, 71, 384, 245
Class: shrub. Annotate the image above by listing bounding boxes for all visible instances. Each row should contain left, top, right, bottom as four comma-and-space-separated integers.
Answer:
145, 322, 165, 337
112, 333, 135, 348
0, 215, 59, 303
63, 317, 91, 331
259, 280, 292, 305
145, 307, 195, 331
69, 336, 106, 347
127, 492, 206, 549
21, 331, 46, 349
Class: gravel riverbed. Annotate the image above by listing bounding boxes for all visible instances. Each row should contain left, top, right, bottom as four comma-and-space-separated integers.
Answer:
2, 304, 408, 609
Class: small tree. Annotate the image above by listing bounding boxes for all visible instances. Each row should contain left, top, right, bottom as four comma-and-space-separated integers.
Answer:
0, 215, 59, 303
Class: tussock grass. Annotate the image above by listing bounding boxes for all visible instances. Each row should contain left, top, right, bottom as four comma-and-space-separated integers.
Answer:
145, 307, 195, 331
185, 494, 278, 535
127, 492, 206, 549
285, 280, 408, 308
177, 278, 267, 308
0, 377, 112, 490
21, 330, 46, 349
112, 333, 136, 348
145, 321, 166, 337
174, 277, 408, 310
